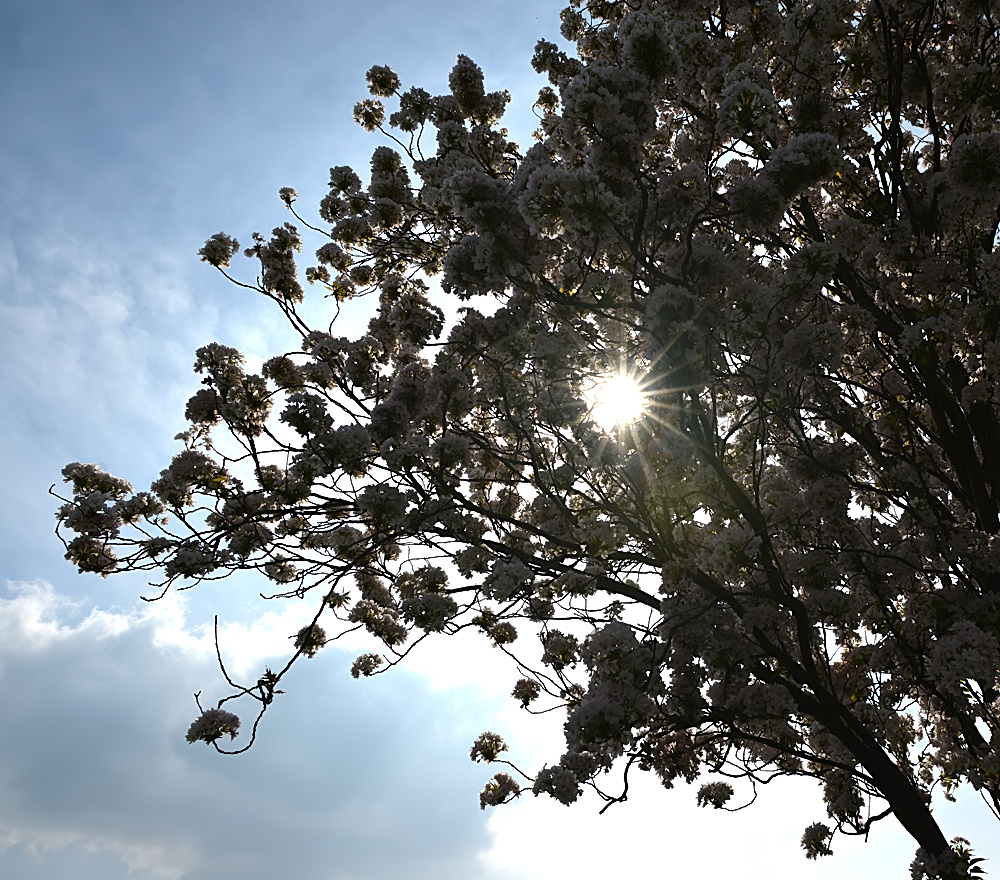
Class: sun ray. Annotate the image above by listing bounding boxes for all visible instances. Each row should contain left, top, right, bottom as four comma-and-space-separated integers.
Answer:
585, 370, 647, 430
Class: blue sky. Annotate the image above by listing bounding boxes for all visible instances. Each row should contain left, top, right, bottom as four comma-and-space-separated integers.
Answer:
1, 2, 998, 878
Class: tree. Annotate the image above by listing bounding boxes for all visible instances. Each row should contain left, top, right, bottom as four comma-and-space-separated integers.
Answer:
54, 0, 1000, 875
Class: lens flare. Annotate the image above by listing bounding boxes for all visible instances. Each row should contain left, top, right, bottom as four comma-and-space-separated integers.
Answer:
586, 371, 646, 430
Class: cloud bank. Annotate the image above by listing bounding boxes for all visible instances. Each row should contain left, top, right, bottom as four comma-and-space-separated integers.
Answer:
0, 580, 502, 880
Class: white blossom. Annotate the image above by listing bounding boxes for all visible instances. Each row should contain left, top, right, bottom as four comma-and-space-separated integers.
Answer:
801, 823, 833, 859
350, 653, 384, 678
927, 621, 998, 699
293, 624, 326, 658
479, 772, 520, 809
469, 731, 508, 763
696, 781, 734, 809
531, 765, 580, 805
512, 678, 541, 707
198, 232, 240, 268
58, 3, 1000, 870
186, 708, 240, 744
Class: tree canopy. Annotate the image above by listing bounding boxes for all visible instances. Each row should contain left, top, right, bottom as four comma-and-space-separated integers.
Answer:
55, 0, 1000, 875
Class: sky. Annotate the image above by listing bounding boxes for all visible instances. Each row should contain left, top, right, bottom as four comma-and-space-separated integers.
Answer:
0, 2, 998, 879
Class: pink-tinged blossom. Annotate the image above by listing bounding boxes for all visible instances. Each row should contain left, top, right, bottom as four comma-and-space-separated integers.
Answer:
186, 708, 240, 744
696, 781, 734, 809
531, 765, 580, 805
366, 65, 400, 97
184, 388, 221, 425
350, 653, 384, 678
58, 491, 122, 536
399, 592, 457, 632
483, 558, 534, 601
150, 449, 223, 508
479, 772, 520, 809
198, 232, 240, 268
164, 543, 225, 579
540, 630, 579, 671
909, 839, 983, 880
487, 621, 517, 645
717, 62, 779, 143
469, 731, 508, 763
512, 678, 541, 707
348, 600, 407, 647
293, 624, 327, 658
64, 535, 118, 575
801, 823, 833, 859
245, 224, 305, 303
61, 462, 133, 498
927, 621, 998, 699
57, 1, 1000, 869
263, 558, 297, 584
353, 98, 385, 132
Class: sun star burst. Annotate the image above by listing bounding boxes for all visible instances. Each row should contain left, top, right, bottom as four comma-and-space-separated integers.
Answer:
586, 371, 646, 430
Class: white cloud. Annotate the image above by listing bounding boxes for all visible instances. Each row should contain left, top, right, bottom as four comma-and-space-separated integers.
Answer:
3, 573, 999, 880
0, 581, 128, 651
4, 2, 1000, 877
0, 580, 502, 880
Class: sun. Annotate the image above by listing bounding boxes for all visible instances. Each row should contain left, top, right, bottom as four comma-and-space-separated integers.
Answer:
585, 371, 647, 430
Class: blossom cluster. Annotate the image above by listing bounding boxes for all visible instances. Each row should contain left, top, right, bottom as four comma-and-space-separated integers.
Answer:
478, 773, 520, 810
58, 1, 1000, 872
186, 708, 240, 744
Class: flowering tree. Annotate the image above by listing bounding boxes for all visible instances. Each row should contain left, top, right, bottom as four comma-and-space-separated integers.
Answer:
55, 0, 1000, 875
